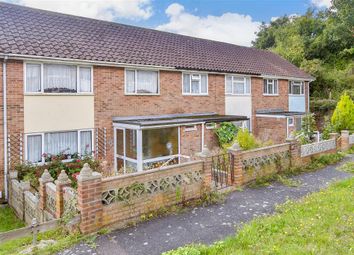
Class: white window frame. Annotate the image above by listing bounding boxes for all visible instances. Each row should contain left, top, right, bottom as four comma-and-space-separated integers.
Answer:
225, 75, 251, 95
205, 123, 216, 129
263, 79, 279, 96
24, 62, 93, 95
124, 68, 160, 95
288, 117, 294, 126
184, 125, 197, 131
289, 80, 305, 95
25, 129, 94, 164
182, 72, 208, 96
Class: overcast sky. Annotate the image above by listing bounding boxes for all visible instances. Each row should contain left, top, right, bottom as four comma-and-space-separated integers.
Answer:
5, 0, 332, 46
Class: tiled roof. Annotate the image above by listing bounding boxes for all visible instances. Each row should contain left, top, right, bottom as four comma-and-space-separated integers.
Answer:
0, 2, 313, 79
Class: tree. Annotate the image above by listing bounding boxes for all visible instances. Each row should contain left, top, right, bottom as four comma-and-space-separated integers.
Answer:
331, 92, 354, 131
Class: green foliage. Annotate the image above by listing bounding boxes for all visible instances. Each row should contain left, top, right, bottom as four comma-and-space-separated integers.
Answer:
322, 117, 335, 140
253, 1, 354, 100
331, 92, 354, 131
15, 156, 101, 190
295, 113, 316, 144
164, 177, 354, 255
0, 206, 25, 233
338, 161, 354, 173
214, 122, 238, 146
235, 129, 258, 150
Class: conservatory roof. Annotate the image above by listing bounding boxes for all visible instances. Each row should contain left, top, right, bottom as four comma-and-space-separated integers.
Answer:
112, 112, 248, 127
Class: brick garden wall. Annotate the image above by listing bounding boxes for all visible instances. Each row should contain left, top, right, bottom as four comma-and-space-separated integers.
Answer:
255, 117, 287, 144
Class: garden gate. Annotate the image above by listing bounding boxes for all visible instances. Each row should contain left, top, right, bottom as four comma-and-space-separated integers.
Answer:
211, 153, 234, 189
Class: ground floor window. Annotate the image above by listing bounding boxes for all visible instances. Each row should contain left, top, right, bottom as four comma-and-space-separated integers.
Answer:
115, 126, 180, 174
25, 129, 93, 163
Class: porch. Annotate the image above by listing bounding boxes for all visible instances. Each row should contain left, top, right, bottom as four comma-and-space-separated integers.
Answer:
112, 112, 248, 174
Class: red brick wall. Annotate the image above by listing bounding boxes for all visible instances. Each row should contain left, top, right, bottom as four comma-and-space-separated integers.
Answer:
0, 60, 24, 194
255, 117, 287, 144
93, 66, 225, 168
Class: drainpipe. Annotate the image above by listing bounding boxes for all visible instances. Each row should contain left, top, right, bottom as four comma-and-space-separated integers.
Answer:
2, 56, 8, 200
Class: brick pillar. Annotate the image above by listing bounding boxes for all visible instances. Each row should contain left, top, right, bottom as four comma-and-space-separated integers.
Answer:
286, 137, 302, 167
340, 130, 350, 151
228, 144, 243, 186
77, 163, 102, 234
329, 132, 340, 151
55, 170, 72, 219
196, 145, 213, 190
39, 169, 54, 211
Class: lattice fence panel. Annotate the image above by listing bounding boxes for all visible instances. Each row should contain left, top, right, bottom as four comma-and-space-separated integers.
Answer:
95, 128, 107, 160
300, 139, 336, 157
7, 133, 23, 169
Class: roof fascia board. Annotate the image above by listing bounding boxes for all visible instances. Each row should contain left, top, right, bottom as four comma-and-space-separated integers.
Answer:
261, 74, 314, 82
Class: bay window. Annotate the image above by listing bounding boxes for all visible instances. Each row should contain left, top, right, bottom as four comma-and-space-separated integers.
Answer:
289, 81, 304, 95
125, 69, 159, 94
263, 79, 278, 95
183, 73, 208, 95
25, 129, 93, 163
225, 75, 251, 95
25, 63, 92, 93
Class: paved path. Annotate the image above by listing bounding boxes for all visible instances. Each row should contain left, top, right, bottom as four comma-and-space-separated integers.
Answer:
59, 154, 353, 255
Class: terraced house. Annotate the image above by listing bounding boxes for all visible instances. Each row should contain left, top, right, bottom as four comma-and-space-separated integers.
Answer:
0, 2, 313, 198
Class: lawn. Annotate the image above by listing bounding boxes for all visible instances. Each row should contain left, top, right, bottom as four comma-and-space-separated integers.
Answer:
164, 177, 354, 255
0, 206, 25, 233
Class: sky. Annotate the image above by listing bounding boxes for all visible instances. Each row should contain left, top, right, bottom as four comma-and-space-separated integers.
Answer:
5, 0, 332, 46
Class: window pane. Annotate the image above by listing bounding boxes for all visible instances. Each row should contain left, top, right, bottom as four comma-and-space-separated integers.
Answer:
293, 85, 301, 94
245, 78, 251, 94
116, 158, 124, 174
26, 64, 41, 92
27, 135, 42, 163
142, 127, 178, 160
125, 160, 137, 173
116, 129, 124, 155
136, 70, 158, 94
234, 82, 244, 94
191, 80, 199, 93
44, 131, 78, 156
125, 129, 137, 159
225, 76, 232, 94
126, 70, 135, 93
183, 74, 191, 93
43, 64, 77, 93
80, 131, 92, 156
263, 80, 268, 94
79, 67, 92, 92
274, 80, 278, 94
268, 83, 273, 94
200, 74, 207, 93
288, 81, 292, 94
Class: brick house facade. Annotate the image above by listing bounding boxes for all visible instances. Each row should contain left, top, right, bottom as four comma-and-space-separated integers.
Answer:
0, 2, 313, 197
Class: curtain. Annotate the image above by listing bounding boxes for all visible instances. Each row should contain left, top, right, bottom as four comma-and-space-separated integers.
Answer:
126, 70, 135, 93
200, 74, 208, 93
183, 74, 190, 93
26, 64, 41, 92
79, 67, 92, 92
45, 131, 78, 155
225, 76, 232, 94
274, 80, 278, 94
43, 64, 77, 93
27, 135, 42, 163
245, 78, 251, 94
234, 77, 245, 94
137, 70, 158, 93
263, 80, 268, 94
80, 131, 92, 156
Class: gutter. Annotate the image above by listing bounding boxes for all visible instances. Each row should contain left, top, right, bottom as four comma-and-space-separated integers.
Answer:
2, 56, 8, 200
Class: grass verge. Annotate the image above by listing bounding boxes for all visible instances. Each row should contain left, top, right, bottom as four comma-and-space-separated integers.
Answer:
0, 206, 25, 233
163, 177, 354, 255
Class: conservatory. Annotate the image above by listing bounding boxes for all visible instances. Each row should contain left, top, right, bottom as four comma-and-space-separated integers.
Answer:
113, 112, 248, 173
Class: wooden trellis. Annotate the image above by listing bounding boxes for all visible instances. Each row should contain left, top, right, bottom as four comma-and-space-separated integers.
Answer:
7, 133, 23, 169
95, 127, 107, 160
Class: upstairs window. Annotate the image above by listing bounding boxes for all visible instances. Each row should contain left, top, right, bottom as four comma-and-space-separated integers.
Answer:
225, 75, 251, 95
25, 63, 92, 93
289, 81, 304, 95
263, 79, 278, 95
125, 69, 159, 95
183, 73, 208, 95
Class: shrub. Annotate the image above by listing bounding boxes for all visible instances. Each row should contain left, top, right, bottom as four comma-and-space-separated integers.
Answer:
295, 113, 316, 144
331, 92, 354, 132
214, 122, 238, 146
322, 117, 335, 140
236, 129, 258, 150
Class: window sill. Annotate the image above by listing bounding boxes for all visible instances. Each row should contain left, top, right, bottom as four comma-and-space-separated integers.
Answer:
182, 94, 209, 96
125, 93, 160, 96
24, 93, 94, 96
289, 94, 305, 96
225, 94, 251, 96
263, 94, 279, 97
